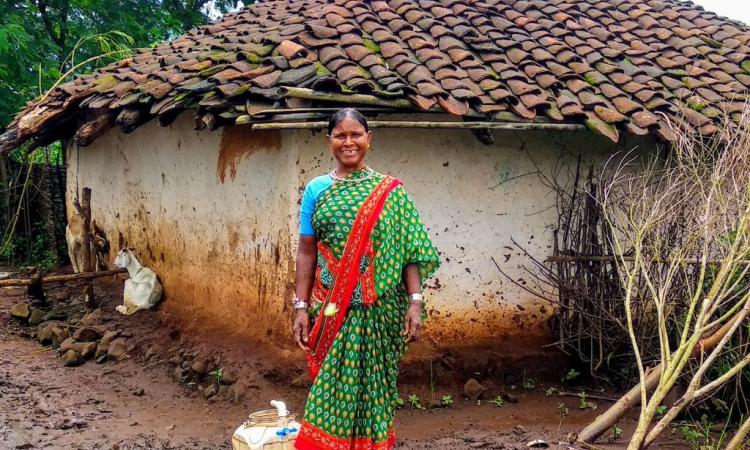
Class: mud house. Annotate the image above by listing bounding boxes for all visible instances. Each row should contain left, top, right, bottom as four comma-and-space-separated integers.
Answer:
2, 0, 748, 357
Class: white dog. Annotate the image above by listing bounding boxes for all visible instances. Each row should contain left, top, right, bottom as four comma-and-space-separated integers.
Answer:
113, 248, 162, 315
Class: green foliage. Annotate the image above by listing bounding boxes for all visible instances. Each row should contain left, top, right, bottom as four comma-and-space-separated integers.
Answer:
564, 368, 580, 382
657, 405, 668, 417
578, 392, 597, 411
208, 368, 224, 388
407, 393, 423, 410
491, 396, 504, 408
0, 0, 244, 130
609, 424, 623, 442
522, 372, 536, 391
440, 394, 453, 407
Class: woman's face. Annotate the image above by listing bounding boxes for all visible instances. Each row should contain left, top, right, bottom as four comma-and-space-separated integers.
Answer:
327, 117, 373, 170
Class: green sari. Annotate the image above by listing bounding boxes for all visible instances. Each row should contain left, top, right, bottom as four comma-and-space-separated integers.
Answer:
295, 169, 439, 450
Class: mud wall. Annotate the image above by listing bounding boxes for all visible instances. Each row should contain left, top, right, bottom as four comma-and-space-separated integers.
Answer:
67, 114, 296, 339
291, 124, 653, 346
68, 113, 655, 348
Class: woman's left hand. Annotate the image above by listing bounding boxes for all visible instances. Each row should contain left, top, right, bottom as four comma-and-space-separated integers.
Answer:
403, 302, 422, 343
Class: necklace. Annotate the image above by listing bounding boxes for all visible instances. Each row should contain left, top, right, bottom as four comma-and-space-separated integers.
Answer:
329, 167, 374, 184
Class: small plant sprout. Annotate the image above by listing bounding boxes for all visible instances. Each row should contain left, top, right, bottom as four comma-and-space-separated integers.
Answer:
609, 424, 623, 442
395, 396, 404, 409
440, 394, 453, 407
545, 387, 559, 397
656, 405, 668, 417
564, 368, 580, 382
208, 368, 223, 388
491, 396, 504, 408
558, 402, 569, 417
522, 373, 536, 391
407, 393, 423, 410
578, 392, 597, 411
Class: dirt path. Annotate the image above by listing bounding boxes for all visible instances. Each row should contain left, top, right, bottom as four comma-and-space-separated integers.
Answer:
0, 280, 657, 450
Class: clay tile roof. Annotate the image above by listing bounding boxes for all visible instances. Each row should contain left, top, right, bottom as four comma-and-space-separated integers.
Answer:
4, 0, 750, 152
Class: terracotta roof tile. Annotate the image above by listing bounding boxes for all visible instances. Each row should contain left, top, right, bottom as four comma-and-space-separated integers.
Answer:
6, 0, 750, 150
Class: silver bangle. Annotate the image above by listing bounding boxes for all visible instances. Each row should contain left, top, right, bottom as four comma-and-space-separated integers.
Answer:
292, 296, 308, 309
408, 293, 423, 303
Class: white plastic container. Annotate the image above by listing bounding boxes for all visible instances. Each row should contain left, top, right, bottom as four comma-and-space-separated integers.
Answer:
232, 400, 300, 450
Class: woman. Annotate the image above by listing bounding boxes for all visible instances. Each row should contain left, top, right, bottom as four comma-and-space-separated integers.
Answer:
292, 108, 440, 449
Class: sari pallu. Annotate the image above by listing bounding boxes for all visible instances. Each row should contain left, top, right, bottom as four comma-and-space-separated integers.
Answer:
295, 170, 439, 450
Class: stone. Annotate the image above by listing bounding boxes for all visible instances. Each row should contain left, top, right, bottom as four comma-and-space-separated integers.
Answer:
144, 344, 163, 361
107, 338, 128, 360
463, 378, 487, 400
72, 326, 101, 342
221, 369, 238, 385
59, 338, 83, 354
43, 307, 68, 321
50, 326, 71, 349
80, 342, 97, 359
28, 309, 45, 326
191, 358, 208, 375
95, 342, 108, 360
226, 385, 246, 403
173, 366, 186, 381
100, 329, 120, 346
132, 387, 145, 396
61, 350, 84, 367
79, 309, 104, 326
501, 392, 518, 403
37, 321, 60, 344
10, 302, 30, 320
203, 383, 218, 399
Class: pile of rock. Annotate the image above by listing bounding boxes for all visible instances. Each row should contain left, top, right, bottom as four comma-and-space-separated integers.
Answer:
167, 350, 241, 401
10, 299, 131, 368
35, 321, 132, 367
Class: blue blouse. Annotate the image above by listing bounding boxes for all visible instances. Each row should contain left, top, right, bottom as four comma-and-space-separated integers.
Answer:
299, 174, 334, 236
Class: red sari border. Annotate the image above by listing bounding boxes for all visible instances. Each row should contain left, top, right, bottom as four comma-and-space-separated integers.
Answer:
295, 420, 396, 450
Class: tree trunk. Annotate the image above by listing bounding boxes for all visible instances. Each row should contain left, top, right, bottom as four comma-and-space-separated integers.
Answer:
0, 155, 8, 230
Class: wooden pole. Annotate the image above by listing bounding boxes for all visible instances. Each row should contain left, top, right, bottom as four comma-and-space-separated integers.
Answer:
244, 120, 586, 131
277, 86, 414, 109
79, 187, 95, 308
0, 269, 126, 287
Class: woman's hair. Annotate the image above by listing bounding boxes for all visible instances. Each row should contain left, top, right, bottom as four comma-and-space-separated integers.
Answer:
327, 108, 369, 134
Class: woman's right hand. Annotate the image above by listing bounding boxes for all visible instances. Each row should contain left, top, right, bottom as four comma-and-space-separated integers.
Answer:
293, 309, 310, 351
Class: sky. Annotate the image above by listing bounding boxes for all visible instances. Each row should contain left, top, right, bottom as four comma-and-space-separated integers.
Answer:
687, 0, 750, 25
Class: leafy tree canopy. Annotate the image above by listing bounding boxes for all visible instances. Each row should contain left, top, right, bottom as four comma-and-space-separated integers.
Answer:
0, 0, 243, 130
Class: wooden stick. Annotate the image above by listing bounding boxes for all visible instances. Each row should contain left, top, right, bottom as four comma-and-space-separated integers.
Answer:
546, 255, 750, 264
577, 315, 743, 444
277, 87, 414, 109
246, 120, 586, 131
0, 269, 126, 287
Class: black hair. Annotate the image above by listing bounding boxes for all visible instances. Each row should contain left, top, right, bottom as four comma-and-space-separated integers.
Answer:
327, 108, 369, 134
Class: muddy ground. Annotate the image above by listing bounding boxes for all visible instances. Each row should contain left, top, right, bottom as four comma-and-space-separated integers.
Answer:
0, 274, 687, 449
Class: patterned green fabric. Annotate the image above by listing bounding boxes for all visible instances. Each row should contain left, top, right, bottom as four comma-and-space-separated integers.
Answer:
301, 169, 439, 446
